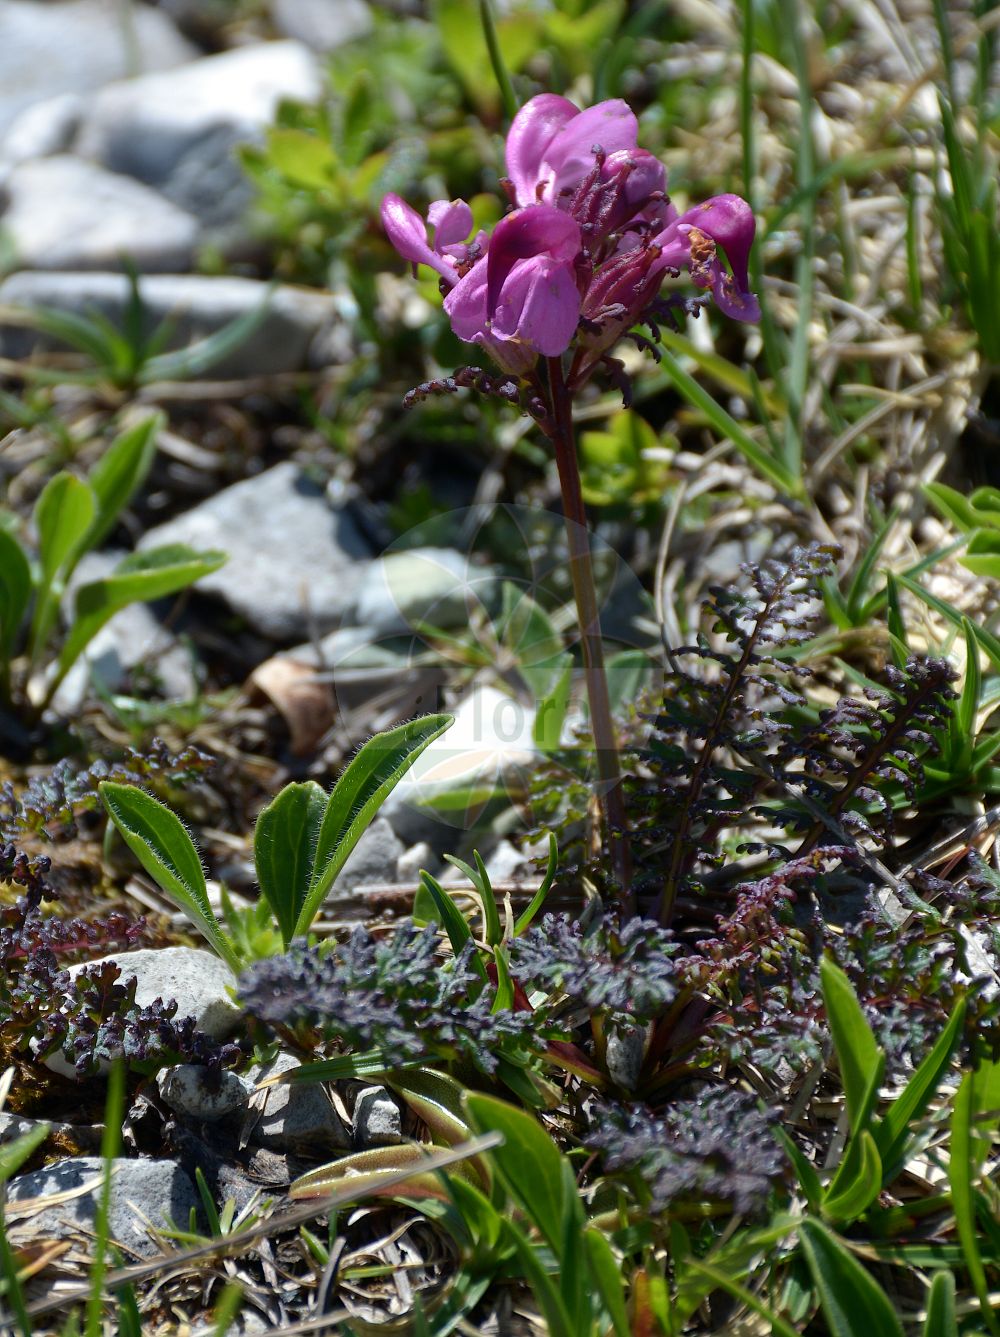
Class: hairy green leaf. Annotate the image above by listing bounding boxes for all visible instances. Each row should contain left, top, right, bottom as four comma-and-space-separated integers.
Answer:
99, 782, 241, 973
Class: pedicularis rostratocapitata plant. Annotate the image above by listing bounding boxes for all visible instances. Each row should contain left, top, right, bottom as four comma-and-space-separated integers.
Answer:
381, 94, 761, 912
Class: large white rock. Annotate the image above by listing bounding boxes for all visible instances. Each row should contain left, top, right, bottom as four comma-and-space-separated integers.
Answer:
74, 41, 323, 226
0, 157, 199, 271
6, 1157, 199, 1256
138, 462, 373, 640
0, 0, 195, 137
2, 93, 85, 165
0, 271, 340, 375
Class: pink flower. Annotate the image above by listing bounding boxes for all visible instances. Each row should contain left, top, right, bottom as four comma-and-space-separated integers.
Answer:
380, 95, 760, 377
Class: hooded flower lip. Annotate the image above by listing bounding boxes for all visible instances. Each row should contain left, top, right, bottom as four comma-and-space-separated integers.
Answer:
658, 194, 760, 323
506, 94, 640, 209
444, 204, 583, 362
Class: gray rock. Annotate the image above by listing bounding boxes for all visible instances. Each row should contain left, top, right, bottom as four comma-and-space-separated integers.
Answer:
2, 93, 84, 165
6, 1156, 199, 1257
67, 947, 240, 1040
0, 157, 199, 272
396, 841, 434, 882
0, 1112, 102, 1150
355, 548, 491, 637
272, 0, 373, 51
74, 41, 323, 228
157, 1065, 249, 1124
247, 1052, 349, 1154
139, 462, 373, 640
484, 839, 529, 885
0, 0, 195, 138
352, 1086, 402, 1148
50, 549, 197, 714
334, 817, 404, 893
0, 271, 340, 376
382, 684, 537, 842
604, 1023, 649, 1093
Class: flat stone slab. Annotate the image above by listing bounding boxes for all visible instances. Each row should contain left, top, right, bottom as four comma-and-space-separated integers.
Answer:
0, 271, 340, 376
0, 0, 195, 138
6, 1156, 199, 1257
139, 462, 373, 641
0, 157, 199, 272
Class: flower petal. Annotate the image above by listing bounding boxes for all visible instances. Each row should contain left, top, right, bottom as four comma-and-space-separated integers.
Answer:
682, 194, 755, 278
486, 204, 581, 317
428, 198, 474, 250
381, 193, 455, 282
541, 99, 638, 200
491, 257, 581, 357
505, 94, 579, 206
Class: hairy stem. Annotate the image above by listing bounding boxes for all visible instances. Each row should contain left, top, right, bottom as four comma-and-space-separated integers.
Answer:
545, 356, 633, 914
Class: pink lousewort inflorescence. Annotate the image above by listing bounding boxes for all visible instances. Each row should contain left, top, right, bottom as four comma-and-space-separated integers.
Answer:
381, 93, 760, 382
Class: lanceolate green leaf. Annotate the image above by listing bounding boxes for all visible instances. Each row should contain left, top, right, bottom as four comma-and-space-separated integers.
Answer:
99, 782, 241, 974
52, 545, 226, 694
873, 996, 965, 1176
799, 1218, 904, 1337
254, 781, 327, 947
34, 472, 96, 587
949, 1071, 1000, 1335
293, 714, 453, 936
464, 1092, 576, 1256
31, 472, 97, 655
0, 528, 32, 662
822, 1130, 882, 1223
820, 956, 884, 1136
583, 1228, 631, 1337
85, 414, 162, 550
922, 1271, 957, 1337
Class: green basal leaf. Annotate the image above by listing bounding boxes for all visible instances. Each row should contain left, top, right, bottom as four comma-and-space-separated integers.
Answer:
418, 870, 487, 979
962, 529, 1000, 578
820, 956, 885, 1137
0, 527, 32, 663
922, 481, 981, 533
513, 831, 558, 936
873, 996, 965, 1177
31, 471, 97, 655
822, 1130, 882, 1223
254, 781, 327, 948
85, 413, 162, 550
293, 713, 453, 936
264, 128, 338, 189
34, 471, 96, 587
533, 654, 572, 752
464, 1092, 577, 1256
949, 1071, 1000, 1335
583, 1227, 631, 1337
922, 1271, 958, 1337
799, 1217, 904, 1337
99, 782, 241, 974
52, 545, 226, 695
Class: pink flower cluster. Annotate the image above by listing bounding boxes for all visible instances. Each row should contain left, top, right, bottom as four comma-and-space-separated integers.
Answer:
382, 94, 760, 379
